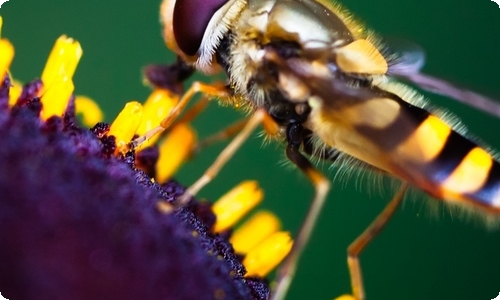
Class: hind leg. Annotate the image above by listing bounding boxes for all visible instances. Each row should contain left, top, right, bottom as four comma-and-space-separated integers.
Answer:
346, 183, 407, 300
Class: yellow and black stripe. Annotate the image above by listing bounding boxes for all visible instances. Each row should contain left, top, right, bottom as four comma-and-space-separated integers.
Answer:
294, 62, 500, 214
354, 86, 500, 212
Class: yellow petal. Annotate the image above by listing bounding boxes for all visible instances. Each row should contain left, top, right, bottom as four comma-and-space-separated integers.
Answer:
109, 101, 143, 153
155, 123, 196, 183
74, 95, 104, 127
38, 36, 82, 120
212, 181, 264, 233
0, 16, 14, 77
0, 38, 14, 78
8, 79, 22, 107
136, 89, 179, 150
40, 77, 74, 120
243, 231, 293, 277
230, 211, 281, 254
40, 35, 82, 91
334, 295, 356, 300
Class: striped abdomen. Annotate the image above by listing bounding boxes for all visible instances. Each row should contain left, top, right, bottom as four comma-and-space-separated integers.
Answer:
390, 101, 500, 212
308, 77, 500, 213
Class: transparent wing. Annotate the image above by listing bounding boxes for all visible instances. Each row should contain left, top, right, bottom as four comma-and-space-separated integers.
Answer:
394, 72, 500, 118
385, 38, 500, 118
385, 38, 426, 75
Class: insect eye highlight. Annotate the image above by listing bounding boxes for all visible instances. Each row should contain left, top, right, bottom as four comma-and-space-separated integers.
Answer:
173, 0, 228, 56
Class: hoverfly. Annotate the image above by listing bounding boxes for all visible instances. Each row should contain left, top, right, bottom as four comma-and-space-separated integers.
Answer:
137, 0, 500, 299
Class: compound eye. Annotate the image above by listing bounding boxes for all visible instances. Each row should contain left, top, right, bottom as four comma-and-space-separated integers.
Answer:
173, 0, 228, 56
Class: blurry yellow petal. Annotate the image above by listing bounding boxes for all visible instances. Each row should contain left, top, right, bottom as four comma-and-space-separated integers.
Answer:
212, 181, 263, 233
136, 89, 179, 150
334, 295, 356, 300
0, 38, 14, 77
8, 79, 22, 107
40, 35, 82, 90
155, 123, 196, 183
40, 77, 74, 120
230, 211, 281, 254
0, 16, 14, 76
109, 101, 143, 153
243, 231, 293, 277
74, 95, 104, 127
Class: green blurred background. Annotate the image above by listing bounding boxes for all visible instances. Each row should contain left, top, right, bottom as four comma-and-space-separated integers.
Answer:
2, 0, 500, 299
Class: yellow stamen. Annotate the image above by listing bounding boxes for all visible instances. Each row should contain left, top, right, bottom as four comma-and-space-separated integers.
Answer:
8, 79, 22, 107
136, 89, 179, 150
40, 35, 82, 89
155, 123, 196, 183
109, 101, 143, 153
0, 32, 14, 78
243, 231, 293, 277
230, 211, 281, 255
74, 95, 104, 127
334, 295, 356, 300
39, 36, 82, 120
212, 181, 264, 233
40, 77, 74, 120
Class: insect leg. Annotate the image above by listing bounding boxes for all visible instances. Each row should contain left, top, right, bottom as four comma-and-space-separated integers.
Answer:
193, 118, 248, 152
194, 103, 281, 151
172, 95, 210, 125
272, 125, 331, 300
130, 82, 229, 149
347, 183, 408, 300
190, 95, 281, 152
175, 108, 275, 206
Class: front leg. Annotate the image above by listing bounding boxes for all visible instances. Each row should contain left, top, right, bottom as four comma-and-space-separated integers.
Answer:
272, 122, 331, 300
176, 108, 279, 207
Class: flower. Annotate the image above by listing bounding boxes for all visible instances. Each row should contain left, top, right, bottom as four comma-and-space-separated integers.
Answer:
0, 17, 291, 300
